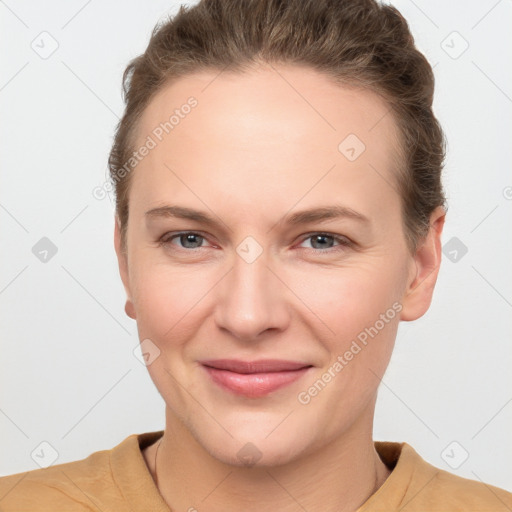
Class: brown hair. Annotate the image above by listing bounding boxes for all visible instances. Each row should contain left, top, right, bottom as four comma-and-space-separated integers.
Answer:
108, 0, 447, 254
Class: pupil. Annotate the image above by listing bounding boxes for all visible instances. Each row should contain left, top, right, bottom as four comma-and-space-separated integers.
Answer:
182, 234, 201, 248
313, 235, 332, 249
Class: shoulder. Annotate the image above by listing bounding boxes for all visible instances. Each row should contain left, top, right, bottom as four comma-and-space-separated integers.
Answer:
423, 465, 512, 509
373, 441, 512, 511
0, 435, 140, 512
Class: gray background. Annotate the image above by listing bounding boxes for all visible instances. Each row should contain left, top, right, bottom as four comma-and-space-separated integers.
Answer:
1, 0, 511, 492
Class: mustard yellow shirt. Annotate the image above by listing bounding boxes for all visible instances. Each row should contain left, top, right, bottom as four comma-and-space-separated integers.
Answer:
1, 431, 511, 511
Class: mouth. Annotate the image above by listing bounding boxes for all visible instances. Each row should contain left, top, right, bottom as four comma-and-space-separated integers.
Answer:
199, 359, 313, 398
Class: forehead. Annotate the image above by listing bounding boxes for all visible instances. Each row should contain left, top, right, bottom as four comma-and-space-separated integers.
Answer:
130, 64, 403, 225
137, 63, 400, 150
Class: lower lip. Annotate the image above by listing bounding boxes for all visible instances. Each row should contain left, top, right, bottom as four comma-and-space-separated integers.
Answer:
202, 366, 311, 398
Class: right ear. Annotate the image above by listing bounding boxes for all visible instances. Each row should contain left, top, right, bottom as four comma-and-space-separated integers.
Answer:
114, 216, 136, 319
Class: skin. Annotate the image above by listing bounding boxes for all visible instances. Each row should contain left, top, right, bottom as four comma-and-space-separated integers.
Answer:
114, 62, 445, 512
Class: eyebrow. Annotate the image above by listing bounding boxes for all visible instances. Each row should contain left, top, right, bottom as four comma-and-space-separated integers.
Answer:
145, 204, 370, 228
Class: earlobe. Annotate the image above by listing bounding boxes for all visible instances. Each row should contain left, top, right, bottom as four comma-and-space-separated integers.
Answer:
125, 299, 136, 319
400, 206, 446, 322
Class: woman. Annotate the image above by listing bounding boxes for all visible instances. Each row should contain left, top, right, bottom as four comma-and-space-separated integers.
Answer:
1, 0, 510, 510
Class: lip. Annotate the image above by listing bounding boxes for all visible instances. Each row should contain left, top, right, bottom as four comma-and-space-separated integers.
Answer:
200, 359, 313, 398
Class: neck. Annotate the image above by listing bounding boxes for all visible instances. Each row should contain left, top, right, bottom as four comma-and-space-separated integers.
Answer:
147, 404, 391, 512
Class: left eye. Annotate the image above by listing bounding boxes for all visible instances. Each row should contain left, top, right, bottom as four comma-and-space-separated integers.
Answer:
299, 233, 350, 250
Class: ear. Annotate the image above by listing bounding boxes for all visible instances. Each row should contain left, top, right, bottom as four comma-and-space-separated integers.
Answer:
400, 206, 446, 322
114, 216, 136, 320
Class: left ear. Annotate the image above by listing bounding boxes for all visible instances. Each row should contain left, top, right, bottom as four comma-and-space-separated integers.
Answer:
400, 205, 446, 322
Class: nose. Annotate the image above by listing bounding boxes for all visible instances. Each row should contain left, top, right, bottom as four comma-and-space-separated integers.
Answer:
214, 249, 290, 342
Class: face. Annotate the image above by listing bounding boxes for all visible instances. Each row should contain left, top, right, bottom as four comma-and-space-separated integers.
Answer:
115, 63, 443, 467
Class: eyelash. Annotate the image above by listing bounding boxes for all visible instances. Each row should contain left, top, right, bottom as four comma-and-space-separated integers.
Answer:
157, 231, 353, 254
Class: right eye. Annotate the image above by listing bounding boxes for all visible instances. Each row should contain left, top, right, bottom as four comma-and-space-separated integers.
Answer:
159, 231, 211, 250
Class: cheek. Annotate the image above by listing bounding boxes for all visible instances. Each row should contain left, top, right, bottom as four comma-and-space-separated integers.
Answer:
294, 265, 400, 422
129, 256, 222, 342
129, 245, 406, 353
285, 258, 403, 343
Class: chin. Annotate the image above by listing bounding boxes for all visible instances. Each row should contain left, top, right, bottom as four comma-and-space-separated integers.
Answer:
188, 416, 315, 468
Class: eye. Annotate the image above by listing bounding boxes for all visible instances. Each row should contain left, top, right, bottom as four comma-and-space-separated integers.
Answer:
298, 232, 352, 251
159, 231, 210, 250
157, 231, 351, 253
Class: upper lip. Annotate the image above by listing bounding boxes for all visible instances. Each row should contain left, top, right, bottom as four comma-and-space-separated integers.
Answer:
200, 359, 312, 374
